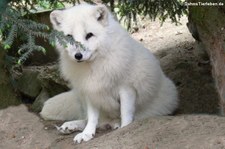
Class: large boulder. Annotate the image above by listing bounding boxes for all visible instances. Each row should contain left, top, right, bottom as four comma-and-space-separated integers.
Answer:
12, 64, 69, 112
187, 0, 225, 114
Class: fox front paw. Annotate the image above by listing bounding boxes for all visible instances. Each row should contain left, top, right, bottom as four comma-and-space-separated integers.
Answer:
56, 121, 84, 134
73, 132, 94, 143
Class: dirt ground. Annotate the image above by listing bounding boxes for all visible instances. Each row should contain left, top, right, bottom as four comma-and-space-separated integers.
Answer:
0, 17, 222, 149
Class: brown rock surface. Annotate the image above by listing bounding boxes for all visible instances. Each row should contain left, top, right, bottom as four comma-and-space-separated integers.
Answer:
1, 105, 225, 149
188, 0, 225, 114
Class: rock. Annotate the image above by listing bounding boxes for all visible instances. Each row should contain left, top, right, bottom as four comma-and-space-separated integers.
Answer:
13, 68, 42, 98
37, 65, 69, 97
0, 105, 56, 149
188, 0, 225, 114
0, 50, 21, 109
31, 88, 49, 113
12, 64, 69, 112
1, 105, 225, 149
77, 115, 225, 149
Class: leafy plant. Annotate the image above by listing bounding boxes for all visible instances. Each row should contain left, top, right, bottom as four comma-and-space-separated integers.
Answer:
116, 0, 187, 28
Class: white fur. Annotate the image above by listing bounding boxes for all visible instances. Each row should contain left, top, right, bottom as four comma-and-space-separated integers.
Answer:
40, 90, 85, 121
40, 3, 178, 143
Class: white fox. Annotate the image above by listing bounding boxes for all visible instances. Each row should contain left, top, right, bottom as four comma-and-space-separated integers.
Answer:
40, 3, 178, 143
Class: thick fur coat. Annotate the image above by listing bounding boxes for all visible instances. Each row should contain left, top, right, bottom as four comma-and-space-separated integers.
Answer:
40, 3, 178, 143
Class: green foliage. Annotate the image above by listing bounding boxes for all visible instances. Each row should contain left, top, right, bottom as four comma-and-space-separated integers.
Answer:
1, 8, 49, 64
36, 0, 65, 10
48, 30, 75, 48
0, 0, 187, 65
0, 1, 77, 64
115, 0, 187, 28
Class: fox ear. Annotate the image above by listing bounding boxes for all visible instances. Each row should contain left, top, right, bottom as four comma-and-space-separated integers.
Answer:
50, 10, 63, 29
95, 5, 108, 26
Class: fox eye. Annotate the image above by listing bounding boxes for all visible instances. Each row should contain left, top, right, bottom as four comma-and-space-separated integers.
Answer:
85, 32, 94, 40
67, 34, 73, 38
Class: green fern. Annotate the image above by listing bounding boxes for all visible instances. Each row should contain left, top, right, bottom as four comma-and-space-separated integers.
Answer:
48, 30, 75, 48
0, 6, 76, 64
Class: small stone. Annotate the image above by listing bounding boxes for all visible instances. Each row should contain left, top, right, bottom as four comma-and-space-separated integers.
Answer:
175, 31, 182, 35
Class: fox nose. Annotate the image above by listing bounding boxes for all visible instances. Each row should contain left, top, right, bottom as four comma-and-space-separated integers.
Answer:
74, 53, 83, 60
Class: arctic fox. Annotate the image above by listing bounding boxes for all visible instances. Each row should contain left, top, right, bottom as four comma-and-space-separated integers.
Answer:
40, 3, 178, 143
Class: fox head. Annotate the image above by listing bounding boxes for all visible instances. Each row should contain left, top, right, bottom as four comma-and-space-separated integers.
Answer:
50, 3, 116, 62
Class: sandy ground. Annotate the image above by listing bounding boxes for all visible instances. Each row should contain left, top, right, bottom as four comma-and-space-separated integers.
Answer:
0, 17, 221, 149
